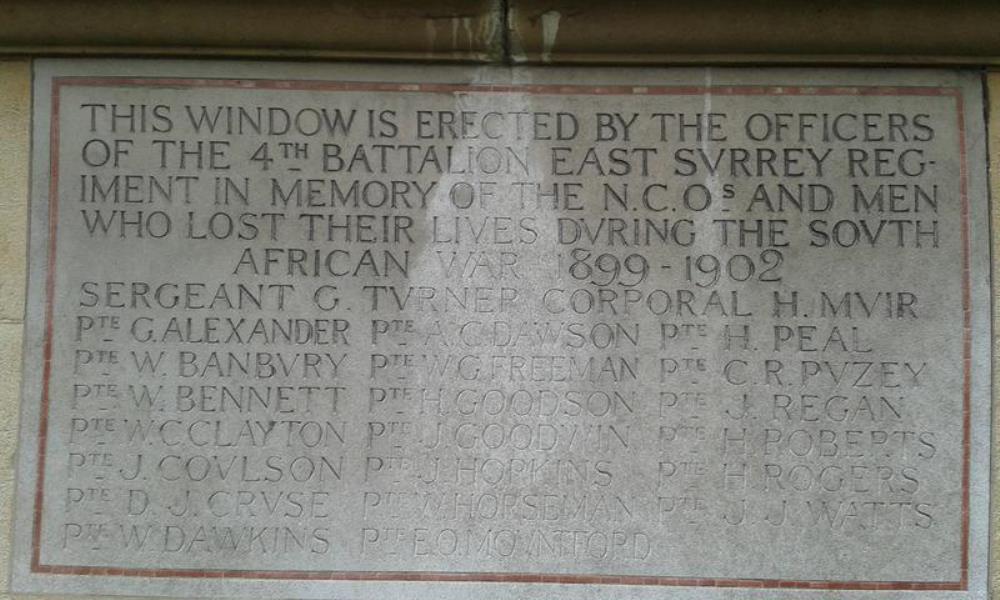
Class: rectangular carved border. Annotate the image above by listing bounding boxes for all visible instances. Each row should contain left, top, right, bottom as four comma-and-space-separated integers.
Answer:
30, 76, 973, 592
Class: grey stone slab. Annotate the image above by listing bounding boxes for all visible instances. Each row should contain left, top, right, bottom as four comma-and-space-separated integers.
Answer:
9, 60, 991, 599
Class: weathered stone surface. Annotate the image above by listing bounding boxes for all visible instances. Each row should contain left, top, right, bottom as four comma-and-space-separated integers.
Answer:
0, 58, 29, 600
0, 60, 30, 324
0, 203, 28, 326
10, 60, 992, 599
0, 323, 24, 596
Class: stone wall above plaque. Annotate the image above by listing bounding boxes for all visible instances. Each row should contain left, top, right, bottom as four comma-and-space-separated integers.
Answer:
9, 60, 992, 599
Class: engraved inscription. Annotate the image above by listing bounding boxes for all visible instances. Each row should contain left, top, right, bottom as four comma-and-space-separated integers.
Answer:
15, 65, 984, 596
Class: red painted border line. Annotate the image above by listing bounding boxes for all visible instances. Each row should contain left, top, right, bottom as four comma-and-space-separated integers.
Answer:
30, 76, 971, 592
27, 564, 968, 591
955, 90, 972, 593
31, 78, 61, 574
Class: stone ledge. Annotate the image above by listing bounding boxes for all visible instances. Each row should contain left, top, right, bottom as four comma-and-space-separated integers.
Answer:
2, 1, 1000, 63
0, 0, 503, 62
508, 0, 1000, 64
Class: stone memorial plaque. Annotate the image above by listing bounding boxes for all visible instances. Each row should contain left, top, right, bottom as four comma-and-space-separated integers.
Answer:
10, 60, 991, 599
